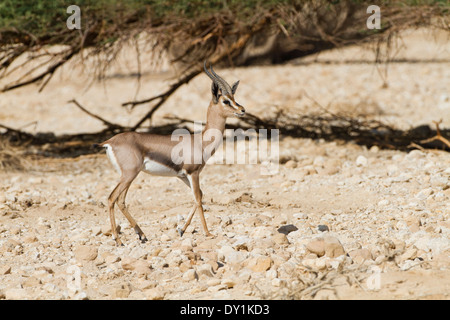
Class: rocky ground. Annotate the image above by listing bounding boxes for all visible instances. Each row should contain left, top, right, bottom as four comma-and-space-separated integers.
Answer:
0, 28, 449, 300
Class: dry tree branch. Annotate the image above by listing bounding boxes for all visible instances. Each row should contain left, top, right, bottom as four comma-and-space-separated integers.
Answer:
420, 120, 450, 149
68, 99, 124, 130
1, 47, 79, 93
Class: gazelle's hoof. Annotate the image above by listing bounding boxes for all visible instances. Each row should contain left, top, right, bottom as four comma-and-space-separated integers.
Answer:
177, 228, 185, 237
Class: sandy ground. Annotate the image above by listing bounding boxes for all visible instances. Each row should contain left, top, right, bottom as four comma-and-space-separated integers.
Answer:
0, 28, 449, 300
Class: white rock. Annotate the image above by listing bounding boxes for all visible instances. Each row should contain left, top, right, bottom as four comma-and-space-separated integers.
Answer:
356, 155, 368, 167
181, 238, 194, 251
271, 278, 287, 287
415, 188, 433, 200
196, 264, 214, 278
183, 269, 198, 281
218, 245, 248, 265
5, 288, 28, 300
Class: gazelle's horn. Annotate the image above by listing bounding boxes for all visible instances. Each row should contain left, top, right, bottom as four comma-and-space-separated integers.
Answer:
210, 64, 232, 95
203, 61, 231, 95
204, 60, 216, 82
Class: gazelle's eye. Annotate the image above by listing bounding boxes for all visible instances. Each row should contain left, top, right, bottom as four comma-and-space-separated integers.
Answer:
223, 100, 230, 105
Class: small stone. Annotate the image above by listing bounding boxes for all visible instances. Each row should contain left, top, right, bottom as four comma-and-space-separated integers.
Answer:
10, 227, 21, 235
314, 258, 327, 270
272, 278, 287, 287
104, 254, 121, 264
92, 226, 102, 236
23, 234, 38, 243
134, 260, 152, 275
306, 239, 326, 257
369, 145, 380, 153
415, 188, 433, 200
349, 248, 373, 264
121, 256, 138, 271
400, 247, 418, 261
161, 234, 171, 242
73, 292, 89, 300
145, 288, 165, 300
246, 256, 272, 272
5, 288, 28, 300
112, 285, 131, 299
221, 279, 236, 288
0, 265, 12, 275
277, 224, 298, 235
325, 242, 345, 258
196, 264, 214, 278
183, 269, 198, 281
218, 245, 247, 265
272, 233, 290, 245
22, 276, 42, 289
356, 155, 368, 167
266, 269, 278, 279
302, 258, 326, 271
181, 238, 194, 251
306, 236, 345, 258
284, 160, 297, 168
74, 245, 98, 262
101, 224, 120, 236
318, 225, 329, 232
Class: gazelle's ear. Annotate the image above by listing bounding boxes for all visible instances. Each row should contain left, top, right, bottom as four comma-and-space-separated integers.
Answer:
231, 80, 240, 94
211, 82, 220, 103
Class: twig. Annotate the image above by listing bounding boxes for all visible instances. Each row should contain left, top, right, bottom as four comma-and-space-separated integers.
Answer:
420, 120, 450, 148
68, 99, 124, 130
1, 48, 78, 93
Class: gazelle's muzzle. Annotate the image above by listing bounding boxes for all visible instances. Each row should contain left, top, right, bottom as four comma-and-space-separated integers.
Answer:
235, 107, 245, 117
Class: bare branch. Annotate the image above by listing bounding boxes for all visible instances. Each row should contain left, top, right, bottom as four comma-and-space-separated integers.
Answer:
1, 48, 78, 93
420, 120, 450, 148
68, 99, 124, 130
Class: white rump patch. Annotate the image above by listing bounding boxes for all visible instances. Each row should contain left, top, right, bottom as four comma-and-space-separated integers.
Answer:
143, 157, 177, 176
104, 144, 122, 175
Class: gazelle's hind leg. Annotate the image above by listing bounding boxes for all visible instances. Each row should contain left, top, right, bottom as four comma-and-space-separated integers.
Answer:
117, 188, 148, 242
108, 171, 139, 246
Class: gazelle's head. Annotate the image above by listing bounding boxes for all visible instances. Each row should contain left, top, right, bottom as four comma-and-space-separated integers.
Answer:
204, 61, 245, 118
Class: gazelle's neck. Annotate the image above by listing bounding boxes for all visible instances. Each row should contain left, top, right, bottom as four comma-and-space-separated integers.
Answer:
201, 102, 227, 160
203, 102, 227, 134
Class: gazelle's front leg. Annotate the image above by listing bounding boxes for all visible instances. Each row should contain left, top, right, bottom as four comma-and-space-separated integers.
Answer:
177, 204, 197, 237
178, 172, 213, 237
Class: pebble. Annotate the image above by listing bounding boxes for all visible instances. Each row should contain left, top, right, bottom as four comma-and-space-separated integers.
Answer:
245, 256, 272, 272
144, 288, 165, 300
183, 269, 198, 281
306, 236, 346, 258
5, 288, 28, 300
272, 233, 290, 245
0, 265, 12, 275
74, 245, 98, 262
349, 248, 373, 264
277, 224, 298, 235
196, 264, 215, 278
356, 155, 368, 167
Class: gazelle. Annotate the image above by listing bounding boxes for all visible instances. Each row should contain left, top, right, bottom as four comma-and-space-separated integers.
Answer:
99, 62, 245, 245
